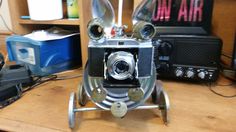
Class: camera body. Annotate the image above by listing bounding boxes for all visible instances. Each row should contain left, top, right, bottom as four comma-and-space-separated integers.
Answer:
88, 38, 154, 88
86, 17, 156, 89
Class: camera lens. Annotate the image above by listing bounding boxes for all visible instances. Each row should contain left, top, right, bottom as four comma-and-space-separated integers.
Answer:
107, 51, 135, 80
90, 25, 104, 38
141, 25, 155, 39
133, 21, 156, 40
114, 61, 129, 74
87, 18, 105, 40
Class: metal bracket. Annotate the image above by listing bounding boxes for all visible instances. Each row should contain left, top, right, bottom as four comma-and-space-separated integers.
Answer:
68, 88, 170, 129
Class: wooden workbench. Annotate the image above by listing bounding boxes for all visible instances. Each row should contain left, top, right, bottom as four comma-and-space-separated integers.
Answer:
0, 70, 235, 132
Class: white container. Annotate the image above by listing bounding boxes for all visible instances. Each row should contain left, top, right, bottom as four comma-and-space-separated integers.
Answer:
27, 0, 63, 21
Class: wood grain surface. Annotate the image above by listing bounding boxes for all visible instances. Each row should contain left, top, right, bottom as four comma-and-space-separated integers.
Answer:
0, 70, 235, 132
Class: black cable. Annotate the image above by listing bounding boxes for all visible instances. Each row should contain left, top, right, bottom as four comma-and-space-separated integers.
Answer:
23, 75, 58, 92
207, 83, 236, 98
54, 74, 82, 80
22, 74, 82, 93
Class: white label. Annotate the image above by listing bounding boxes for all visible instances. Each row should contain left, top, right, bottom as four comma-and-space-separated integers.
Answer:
16, 45, 36, 65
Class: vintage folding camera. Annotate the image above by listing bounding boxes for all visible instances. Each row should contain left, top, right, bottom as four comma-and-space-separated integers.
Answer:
87, 18, 156, 88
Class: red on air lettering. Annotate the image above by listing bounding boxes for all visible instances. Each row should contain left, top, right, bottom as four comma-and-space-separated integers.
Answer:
178, 0, 204, 22
193, 0, 203, 22
178, 0, 188, 21
152, 0, 172, 21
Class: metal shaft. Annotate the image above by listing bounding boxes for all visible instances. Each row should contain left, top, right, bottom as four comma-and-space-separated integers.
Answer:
73, 105, 159, 112
118, 0, 123, 26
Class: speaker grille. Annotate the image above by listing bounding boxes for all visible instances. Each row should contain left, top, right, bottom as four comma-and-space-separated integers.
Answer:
172, 39, 222, 67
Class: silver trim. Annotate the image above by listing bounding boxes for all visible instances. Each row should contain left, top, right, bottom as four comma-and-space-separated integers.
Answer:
107, 51, 135, 80
83, 64, 156, 110
92, 0, 115, 28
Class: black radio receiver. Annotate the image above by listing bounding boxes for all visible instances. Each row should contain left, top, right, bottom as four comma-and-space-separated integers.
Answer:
153, 35, 222, 82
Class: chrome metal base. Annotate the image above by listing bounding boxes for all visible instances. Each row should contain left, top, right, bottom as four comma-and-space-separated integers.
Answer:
68, 81, 170, 129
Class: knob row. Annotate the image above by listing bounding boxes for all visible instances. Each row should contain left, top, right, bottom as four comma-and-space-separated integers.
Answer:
175, 68, 206, 79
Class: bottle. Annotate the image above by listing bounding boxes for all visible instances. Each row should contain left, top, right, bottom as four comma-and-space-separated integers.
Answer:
67, 0, 79, 18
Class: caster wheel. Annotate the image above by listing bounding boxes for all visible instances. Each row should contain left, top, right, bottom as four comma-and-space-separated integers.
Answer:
78, 83, 87, 106
152, 80, 163, 104
68, 92, 76, 129
159, 90, 170, 124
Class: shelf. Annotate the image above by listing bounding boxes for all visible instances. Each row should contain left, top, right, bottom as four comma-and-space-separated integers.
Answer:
19, 19, 80, 26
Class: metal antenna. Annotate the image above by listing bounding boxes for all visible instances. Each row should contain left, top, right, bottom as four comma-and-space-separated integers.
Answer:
118, 0, 123, 27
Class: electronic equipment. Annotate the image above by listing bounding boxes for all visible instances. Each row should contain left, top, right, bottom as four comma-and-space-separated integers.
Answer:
133, 0, 214, 35
153, 35, 222, 82
0, 64, 32, 108
0, 53, 4, 70
68, 0, 170, 129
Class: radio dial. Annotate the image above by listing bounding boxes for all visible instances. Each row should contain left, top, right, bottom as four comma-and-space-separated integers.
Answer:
198, 71, 206, 79
158, 41, 172, 56
186, 70, 194, 78
175, 69, 184, 77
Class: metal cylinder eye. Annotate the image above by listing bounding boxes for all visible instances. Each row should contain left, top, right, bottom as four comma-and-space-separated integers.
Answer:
133, 21, 156, 40
87, 18, 105, 41
107, 51, 135, 80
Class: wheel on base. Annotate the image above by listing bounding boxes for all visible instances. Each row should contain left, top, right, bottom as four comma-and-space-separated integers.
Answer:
68, 92, 76, 129
159, 90, 170, 124
78, 83, 88, 106
151, 80, 163, 104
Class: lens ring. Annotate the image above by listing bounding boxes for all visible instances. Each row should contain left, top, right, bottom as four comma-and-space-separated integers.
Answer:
141, 24, 155, 39
140, 24, 155, 39
113, 60, 130, 74
107, 51, 135, 80
89, 24, 104, 40
133, 21, 156, 40
87, 18, 105, 40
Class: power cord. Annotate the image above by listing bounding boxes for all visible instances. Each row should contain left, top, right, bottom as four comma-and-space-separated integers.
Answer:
208, 59, 236, 98
22, 74, 83, 93
206, 82, 236, 98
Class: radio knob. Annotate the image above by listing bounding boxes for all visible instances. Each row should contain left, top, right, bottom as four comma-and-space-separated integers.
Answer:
158, 41, 172, 56
175, 69, 184, 77
186, 70, 194, 78
198, 71, 205, 79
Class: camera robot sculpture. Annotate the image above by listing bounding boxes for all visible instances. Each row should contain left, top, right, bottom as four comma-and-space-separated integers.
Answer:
68, 0, 170, 128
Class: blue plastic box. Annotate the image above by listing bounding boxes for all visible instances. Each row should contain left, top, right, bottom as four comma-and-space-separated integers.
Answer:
6, 35, 81, 76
